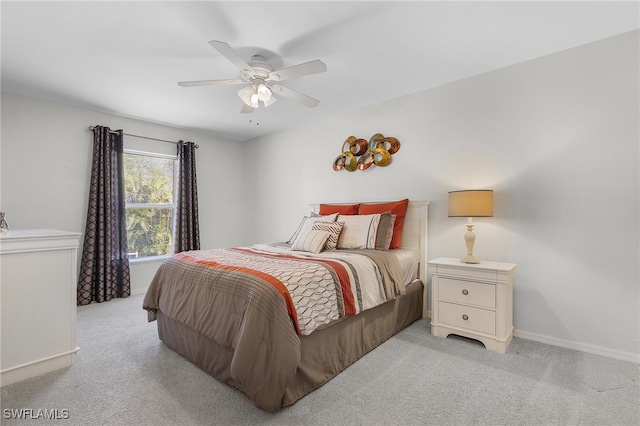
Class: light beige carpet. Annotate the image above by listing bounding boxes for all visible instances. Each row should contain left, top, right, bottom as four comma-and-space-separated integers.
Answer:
1, 294, 638, 425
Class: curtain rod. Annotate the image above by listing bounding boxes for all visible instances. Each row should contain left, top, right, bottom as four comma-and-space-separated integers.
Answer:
88, 126, 199, 148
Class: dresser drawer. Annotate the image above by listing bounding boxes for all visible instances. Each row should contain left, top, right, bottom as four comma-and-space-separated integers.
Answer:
438, 301, 496, 335
438, 277, 495, 309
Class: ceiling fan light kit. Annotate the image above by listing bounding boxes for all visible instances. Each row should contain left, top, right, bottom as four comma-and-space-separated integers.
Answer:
179, 40, 326, 113
237, 77, 276, 111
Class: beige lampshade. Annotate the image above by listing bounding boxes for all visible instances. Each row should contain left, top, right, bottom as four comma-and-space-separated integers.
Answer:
448, 190, 494, 217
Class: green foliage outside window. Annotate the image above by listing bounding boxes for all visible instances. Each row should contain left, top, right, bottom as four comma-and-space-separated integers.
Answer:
124, 153, 176, 258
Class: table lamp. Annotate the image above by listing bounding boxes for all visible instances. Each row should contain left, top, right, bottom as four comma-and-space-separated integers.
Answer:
448, 190, 493, 264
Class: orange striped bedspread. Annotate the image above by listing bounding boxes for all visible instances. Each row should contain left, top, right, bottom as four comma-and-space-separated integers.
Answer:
142, 244, 406, 411
144, 244, 406, 336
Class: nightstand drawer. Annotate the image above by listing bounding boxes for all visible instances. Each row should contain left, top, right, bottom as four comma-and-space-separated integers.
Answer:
432, 265, 497, 282
439, 278, 495, 309
438, 301, 496, 335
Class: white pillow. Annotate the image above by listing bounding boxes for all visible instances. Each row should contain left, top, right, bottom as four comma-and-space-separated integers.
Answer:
337, 214, 381, 249
288, 213, 338, 244
291, 230, 331, 253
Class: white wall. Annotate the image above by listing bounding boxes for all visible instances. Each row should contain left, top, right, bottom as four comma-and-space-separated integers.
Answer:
0, 93, 244, 294
241, 31, 639, 362
1, 31, 637, 363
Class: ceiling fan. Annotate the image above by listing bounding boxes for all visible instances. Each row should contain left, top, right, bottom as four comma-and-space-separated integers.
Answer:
178, 40, 327, 114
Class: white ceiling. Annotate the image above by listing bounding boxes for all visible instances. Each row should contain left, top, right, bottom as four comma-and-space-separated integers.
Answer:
2, 1, 638, 142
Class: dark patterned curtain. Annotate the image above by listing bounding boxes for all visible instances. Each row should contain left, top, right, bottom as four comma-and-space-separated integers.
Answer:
174, 141, 200, 253
77, 126, 131, 305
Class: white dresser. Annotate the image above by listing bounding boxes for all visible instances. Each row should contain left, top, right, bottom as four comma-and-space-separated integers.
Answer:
428, 257, 516, 353
1, 229, 81, 386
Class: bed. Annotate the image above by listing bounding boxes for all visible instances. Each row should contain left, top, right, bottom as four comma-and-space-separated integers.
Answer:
143, 199, 429, 412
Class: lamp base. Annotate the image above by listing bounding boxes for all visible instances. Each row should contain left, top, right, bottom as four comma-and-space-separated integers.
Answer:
461, 219, 480, 264
460, 255, 480, 264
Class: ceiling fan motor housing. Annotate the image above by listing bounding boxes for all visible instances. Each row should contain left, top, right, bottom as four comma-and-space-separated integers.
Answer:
242, 55, 274, 81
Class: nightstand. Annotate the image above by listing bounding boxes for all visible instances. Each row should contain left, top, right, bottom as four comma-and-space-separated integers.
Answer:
428, 257, 516, 353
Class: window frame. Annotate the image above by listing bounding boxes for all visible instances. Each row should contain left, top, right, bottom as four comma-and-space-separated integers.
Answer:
123, 148, 178, 263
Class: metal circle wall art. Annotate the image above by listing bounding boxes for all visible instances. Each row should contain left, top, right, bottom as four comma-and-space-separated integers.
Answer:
333, 133, 401, 172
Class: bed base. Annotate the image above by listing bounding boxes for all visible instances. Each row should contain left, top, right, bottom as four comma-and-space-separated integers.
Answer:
156, 279, 423, 411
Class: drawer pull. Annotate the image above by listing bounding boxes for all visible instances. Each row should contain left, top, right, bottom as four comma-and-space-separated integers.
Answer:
462, 314, 469, 321
462, 289, 469, 295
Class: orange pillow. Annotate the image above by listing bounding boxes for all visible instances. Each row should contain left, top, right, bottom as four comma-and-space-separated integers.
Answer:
319, 203, 359, 215
358, 199, 409, 249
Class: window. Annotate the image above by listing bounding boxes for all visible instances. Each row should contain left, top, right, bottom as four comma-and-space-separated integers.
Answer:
123, 149, 177, 260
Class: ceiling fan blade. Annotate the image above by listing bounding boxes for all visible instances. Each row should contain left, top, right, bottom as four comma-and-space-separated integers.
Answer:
208, 40, 252, 72
271, 85, 320, 108
240, 103, 255, 114
269, 59, 327, 82
178, 79, 244, 87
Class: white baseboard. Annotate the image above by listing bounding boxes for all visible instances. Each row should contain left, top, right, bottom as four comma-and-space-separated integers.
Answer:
1, 348, 79, 387
514, 329, 639, 364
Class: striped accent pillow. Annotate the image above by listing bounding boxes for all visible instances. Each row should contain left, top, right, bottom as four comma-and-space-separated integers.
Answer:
375, 212, 396, 250
336, 214, 382, 249
312, 221, 344, 250
291, 230, 331, 253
